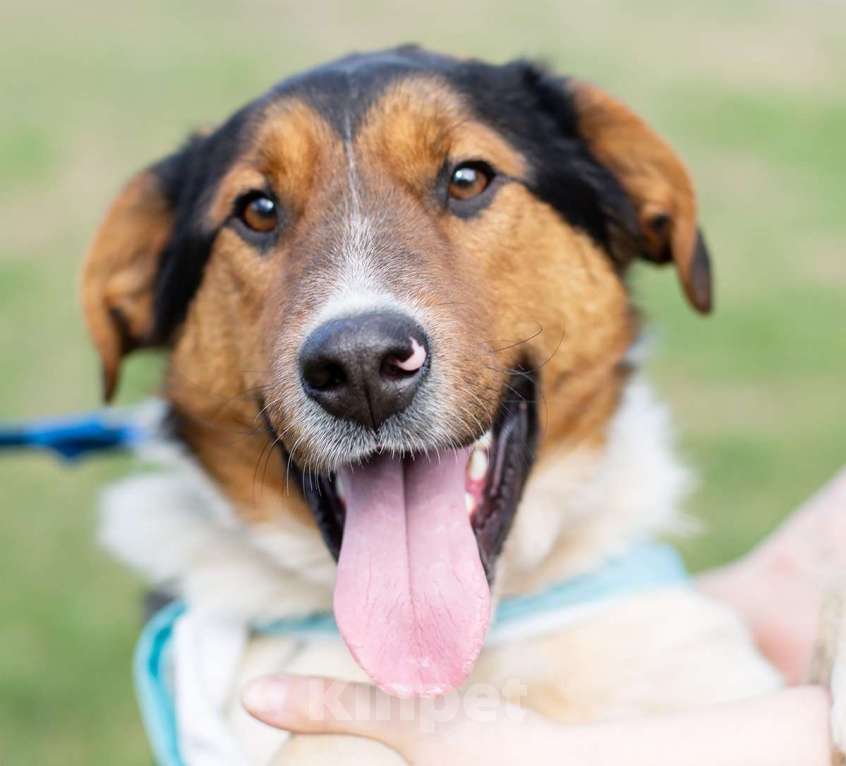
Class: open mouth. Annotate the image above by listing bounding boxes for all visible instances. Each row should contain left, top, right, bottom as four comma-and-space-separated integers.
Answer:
271, 368, 538, 697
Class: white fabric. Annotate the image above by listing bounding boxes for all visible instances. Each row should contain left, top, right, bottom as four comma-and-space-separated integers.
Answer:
173, 611, 249, 766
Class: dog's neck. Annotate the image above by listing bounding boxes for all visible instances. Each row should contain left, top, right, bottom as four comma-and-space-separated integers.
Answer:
500, 378, 692, 595
99, 375, 691, 622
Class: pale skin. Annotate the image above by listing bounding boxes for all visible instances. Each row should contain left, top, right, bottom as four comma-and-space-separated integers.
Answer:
243, 469, 846, 765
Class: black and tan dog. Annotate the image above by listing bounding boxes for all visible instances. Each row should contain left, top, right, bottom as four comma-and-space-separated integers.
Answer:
82, 47, 786, 763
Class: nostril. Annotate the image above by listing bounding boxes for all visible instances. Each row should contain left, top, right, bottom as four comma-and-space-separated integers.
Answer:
304, 360, 347, 391
381, 337, 428, 381
380, 356, 417, 382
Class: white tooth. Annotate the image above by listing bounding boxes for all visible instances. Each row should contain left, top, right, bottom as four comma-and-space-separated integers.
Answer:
465, 492, 475, 514
469, 449, 488, 481
336, 473, 347, 501
477, 431, 493, 449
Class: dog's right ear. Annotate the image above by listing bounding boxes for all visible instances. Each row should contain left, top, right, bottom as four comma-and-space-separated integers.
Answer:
81, 165, 175, 402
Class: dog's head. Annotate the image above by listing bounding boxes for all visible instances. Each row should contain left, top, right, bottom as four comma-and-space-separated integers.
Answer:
82, 47, 711, 696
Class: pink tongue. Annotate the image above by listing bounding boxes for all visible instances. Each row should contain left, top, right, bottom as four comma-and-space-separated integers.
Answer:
334, 449, 491, 697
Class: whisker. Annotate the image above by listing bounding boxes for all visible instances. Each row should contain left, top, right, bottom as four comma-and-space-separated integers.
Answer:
489, 323, 545, 354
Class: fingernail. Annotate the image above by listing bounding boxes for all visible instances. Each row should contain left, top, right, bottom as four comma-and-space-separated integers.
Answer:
242, 676, 288, 717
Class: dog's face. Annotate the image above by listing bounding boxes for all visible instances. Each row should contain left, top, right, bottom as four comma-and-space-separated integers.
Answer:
82, 47, 711, 696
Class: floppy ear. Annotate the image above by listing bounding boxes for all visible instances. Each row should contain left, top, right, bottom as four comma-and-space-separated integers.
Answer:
81, 168, 174, 402
569, 80, 713, 314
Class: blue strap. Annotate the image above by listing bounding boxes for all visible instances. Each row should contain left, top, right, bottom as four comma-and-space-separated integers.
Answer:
253, 609, 340, 637
0, 411, 143, 462
254, 542, 688, 638
492, 542, 688, 631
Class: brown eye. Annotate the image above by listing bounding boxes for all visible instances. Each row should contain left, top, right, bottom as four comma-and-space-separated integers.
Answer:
238, 193, 278, 233
448, 162, 493, 201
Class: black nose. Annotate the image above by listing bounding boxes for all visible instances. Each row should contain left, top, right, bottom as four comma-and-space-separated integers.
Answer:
299, 311, 430, 430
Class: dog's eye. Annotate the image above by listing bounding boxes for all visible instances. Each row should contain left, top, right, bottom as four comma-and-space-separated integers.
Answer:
448, 161, 494, 202
236, 192, 279, 234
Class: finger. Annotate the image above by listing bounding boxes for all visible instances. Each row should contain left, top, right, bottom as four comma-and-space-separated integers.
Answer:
241, 673, 428, 753
242, 672, 559, 764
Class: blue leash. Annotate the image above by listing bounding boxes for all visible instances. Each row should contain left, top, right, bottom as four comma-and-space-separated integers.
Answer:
0, 410, 144, 462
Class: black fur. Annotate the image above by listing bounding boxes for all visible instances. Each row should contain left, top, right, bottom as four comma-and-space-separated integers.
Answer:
438, 60, 630, 243
150, 106, 255, 340
149, 46, 638, 342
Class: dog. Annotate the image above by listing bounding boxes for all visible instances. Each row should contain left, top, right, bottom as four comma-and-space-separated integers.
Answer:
81, 46, 798, 763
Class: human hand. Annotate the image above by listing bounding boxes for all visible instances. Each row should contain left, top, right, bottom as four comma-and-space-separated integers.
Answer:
700, 468, 846, 681
242, 675, 832, 766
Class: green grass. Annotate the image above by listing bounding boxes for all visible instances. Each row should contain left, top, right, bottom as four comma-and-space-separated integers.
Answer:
1, 1, 844, 761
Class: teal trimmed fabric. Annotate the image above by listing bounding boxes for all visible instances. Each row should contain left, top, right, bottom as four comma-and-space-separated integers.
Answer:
134, 542, 688, 765
134, 601, 187, 766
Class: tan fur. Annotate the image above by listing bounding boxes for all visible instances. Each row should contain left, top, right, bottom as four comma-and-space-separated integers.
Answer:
81, 170, 173, 399
356, 77, 526, 195
243, 588, 778, 763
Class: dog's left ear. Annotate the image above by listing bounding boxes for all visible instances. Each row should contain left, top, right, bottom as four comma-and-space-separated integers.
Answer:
81, 168, 175, 402
568, 80, 712, 314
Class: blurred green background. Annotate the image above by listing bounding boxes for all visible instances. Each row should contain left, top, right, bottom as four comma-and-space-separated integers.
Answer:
1, 0, 844, 762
